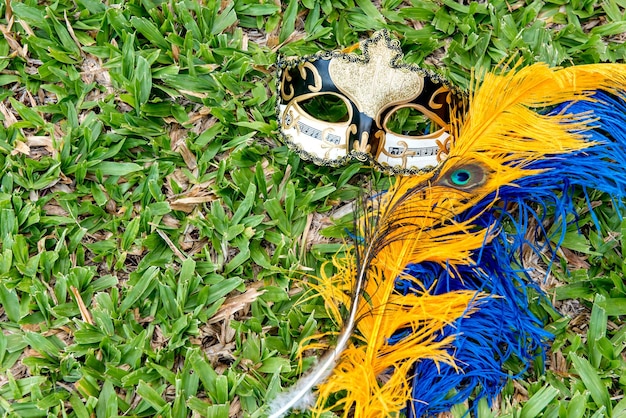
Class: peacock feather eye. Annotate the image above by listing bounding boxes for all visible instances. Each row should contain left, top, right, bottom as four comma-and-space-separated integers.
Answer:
450, 169, 472, 186
436, 163, 488, 190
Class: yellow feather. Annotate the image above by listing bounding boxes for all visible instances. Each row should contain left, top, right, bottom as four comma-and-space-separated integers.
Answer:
450, 62, 626, 165
302, 175, 489, 417
312, 271, 481, 417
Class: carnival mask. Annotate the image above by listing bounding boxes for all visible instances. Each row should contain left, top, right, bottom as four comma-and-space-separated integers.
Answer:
277, 30, 466, 174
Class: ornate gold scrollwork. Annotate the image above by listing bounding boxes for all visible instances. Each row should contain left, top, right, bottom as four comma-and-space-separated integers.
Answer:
321, 128, 337, 143
353, 132, 372, 155
436, 135, 452, 162
373, 130, 386, 158
429, 86, 451, 110
380, 139, 414, 168
281, 102, 300, 130
299, 62, 323, 93
281, 71, 294, 101
320, 128, 347, 158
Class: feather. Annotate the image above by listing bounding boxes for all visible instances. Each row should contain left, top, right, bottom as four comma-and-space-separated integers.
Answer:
404, 68, 626, 415
269, 62, 626, 417
308, 187, 490, 417
269, 180, 492, 417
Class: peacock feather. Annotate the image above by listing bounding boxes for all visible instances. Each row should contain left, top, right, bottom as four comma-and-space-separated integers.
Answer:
269, 61, 626, 417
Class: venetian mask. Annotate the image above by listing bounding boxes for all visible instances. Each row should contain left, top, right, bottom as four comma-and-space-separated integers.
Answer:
277, 30, 466, 174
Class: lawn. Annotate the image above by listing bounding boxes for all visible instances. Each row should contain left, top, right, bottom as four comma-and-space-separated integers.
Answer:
1, 0, 626, 417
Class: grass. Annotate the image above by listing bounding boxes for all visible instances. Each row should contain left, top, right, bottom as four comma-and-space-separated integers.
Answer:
0, 0, 625, 417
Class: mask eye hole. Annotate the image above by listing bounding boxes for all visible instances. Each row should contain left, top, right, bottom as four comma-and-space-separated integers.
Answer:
384, 106, 444, 137
298, 94, 350, 123
436, 163, 488, 190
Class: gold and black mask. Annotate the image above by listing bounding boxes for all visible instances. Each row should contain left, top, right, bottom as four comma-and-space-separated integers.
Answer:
277, 30, 466, 174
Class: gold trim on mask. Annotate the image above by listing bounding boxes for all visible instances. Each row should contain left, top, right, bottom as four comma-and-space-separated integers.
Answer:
354, 132, 372, 154
436, 136, 452, 162
280, 71, 294, 101
429, 85, 453, 110
280, 92, 354, 129
382, 103, 449, 137
300, 62, 323, 93
379, 139, 413, 168
320, 128, 347, 158
373, 129, 386, 158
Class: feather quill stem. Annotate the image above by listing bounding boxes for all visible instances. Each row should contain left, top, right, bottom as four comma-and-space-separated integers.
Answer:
267, 240, 375, 418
